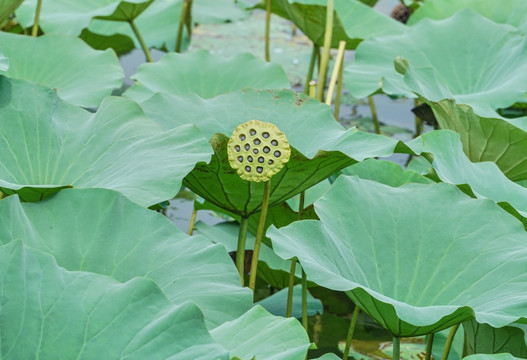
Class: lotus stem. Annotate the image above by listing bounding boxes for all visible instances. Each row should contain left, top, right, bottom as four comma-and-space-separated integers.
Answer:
368, 95, 381, 134
31, 0, 43, 37
342, 306, 360, 360
249, 179, 271, 292
392, 336, 400, 360
187, 206, 198, 235
440, 323, 460, 360
414, 98, 423, 137
309, 81, 316, 98
301, 269, 308, 330
304, 44, 319, 94
285, 260, 296, 317
176, 0, 190, 53
264, 0, 271, 62
129, 20, 153, 62
286, 189, 306, 316
325, 40, 346, 106
316, 0, 334, 101
334, 50, 345, 121
425, 333, 434, 360
236, 217, 249, 286
186, 0, 193, 37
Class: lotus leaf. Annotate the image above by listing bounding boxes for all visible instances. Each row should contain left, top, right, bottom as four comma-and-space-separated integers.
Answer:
84, 0, 188, 54
0, 0, 23, 27
345, 10, 527, 104
407, 130, 527, 217
0, 189, 252, 328
140, 89, 409, 216
125, 50, 290, 102
0, 241, 229, 359
0, 77, 212, 206
464, 355, 524, 360
16, 0, 153, 35
0, 48, 8, 71
463, 320, 527, 357
256, 0, 404, 49
342, 158, 433, 187
211, 306, 312, 360
268, 176, 527, 336
0, 33, 123, 107
408, 0, 527, 33
256, 285, 323, 319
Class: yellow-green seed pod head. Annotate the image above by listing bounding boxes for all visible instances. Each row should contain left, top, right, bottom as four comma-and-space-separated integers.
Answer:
227, 120, 291, 182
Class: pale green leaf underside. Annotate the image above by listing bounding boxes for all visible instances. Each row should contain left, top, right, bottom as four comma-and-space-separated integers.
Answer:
0, 77, 212, 207
0, 241, 229, 359
0, 34, 123, 107
269, 176, 527, 336
0, 189, 252, 328
211, 306, 311, 360
125, 50, 290, 102
345, 10, 527, 102
16, 0, 153, 35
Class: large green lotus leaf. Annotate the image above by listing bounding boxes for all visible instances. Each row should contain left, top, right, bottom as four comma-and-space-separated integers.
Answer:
0, 77, 212, 207
463, 320, 527, 357
0, 33, 123, 107
256, 0, 404, 49
0, 189, 252, 328
84, 0, 189, 54
0, 0, 23, 27
192, 0, 250, 24
140, 89, 409, 215
124, 50, 290, 102
408, 0, 527, 33
16, 0, 152, 35
464, 355, 524, 360
345, 10, 527, 101
342, 158, 434, 186
268, 176, 527, 336
256, 285, 323, 319
211, 305, 312, 360
0, 241, 229, 359
407, 130, 527, 216
0, 48, 8, 71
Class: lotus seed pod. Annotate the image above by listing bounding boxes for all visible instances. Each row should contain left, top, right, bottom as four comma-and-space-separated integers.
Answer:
227, 120, 291, 182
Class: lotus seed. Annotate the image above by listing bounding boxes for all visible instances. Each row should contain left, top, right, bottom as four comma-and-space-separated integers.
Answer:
262, 132, 269, 138
240, 134, 246, 141
244, 144, 250, 151
258, 157, 264, 163
253, 149, 259, 154
263, 146, 270, 153
254, 139, 261, 145
256, 166, 263, 173
238, 156, 243, 162
245, 166, 251, 172
235, 145, 241, 152
248, 156, 253, 162
271, 139, 278, 146
250, 129, 257, 136
274, 151, 281, 157
268, 159, 274, 165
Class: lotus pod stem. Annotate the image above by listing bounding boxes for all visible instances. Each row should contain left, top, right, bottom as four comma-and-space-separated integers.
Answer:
236, 217, 249, 286
440, 323, 460, 360
265, 0, 271, 61
425, 333, 434, 360
342, 306, 360, 360
392, 336, 400, 360
316, 0, 334, 101
31, 0, 43, 37
227, 120, 291, 291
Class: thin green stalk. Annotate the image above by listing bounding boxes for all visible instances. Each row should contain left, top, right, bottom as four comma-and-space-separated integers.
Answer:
264, 0, 271, 62
304, 44, 319, 94
301, 269, 308, 330
176, 0, 190, 53
129, 20, 153, 62
236, 217, 249, 286
325, 40, 346, 106
342, 307, 360, 360
31, 0, 43, 37
186, 0, 193, 37
316, 0, 334, 101
285, 260, 297, 317
414, 98, 423, 137
368, 95, 381, 134
334, 50, 345, 120
425, 333, 434, 360
187, 206, 198, 235
441, 324, 461, 360
392, 336, 400, 360
248, 180, 272, 292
